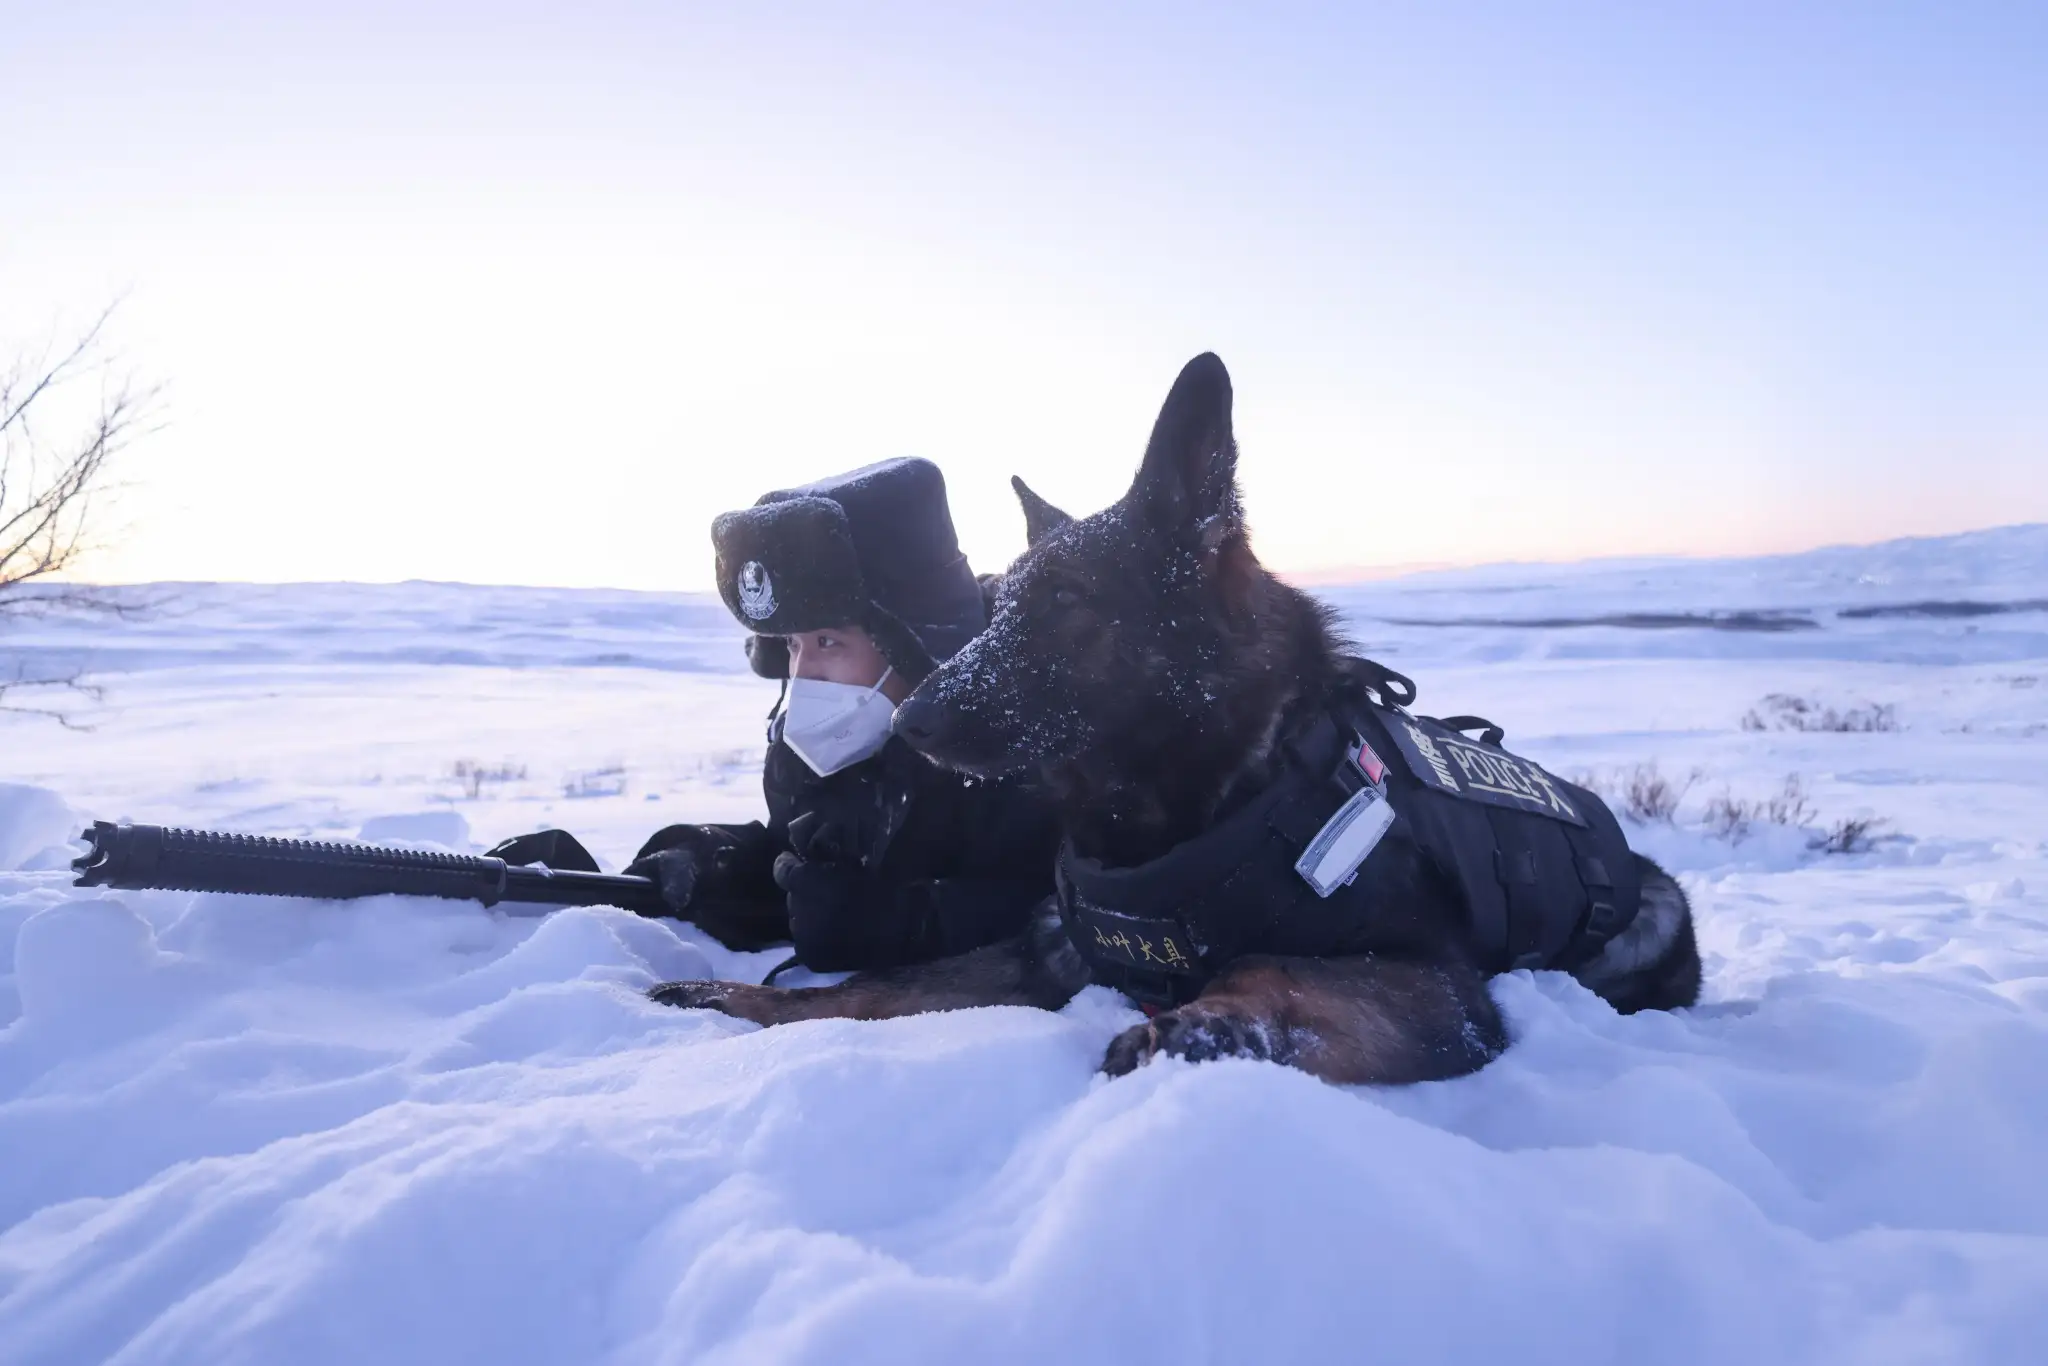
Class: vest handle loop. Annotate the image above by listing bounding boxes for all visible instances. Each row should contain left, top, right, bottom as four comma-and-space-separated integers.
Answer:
1349, 657, 1417, 709
1430, 714, 1507, 747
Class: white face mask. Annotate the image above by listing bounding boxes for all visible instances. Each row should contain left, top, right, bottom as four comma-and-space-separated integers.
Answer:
781, 668, 897, 777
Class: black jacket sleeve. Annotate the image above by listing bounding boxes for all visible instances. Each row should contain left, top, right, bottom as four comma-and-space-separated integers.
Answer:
645, 731, 1060, 971
770, 739, 1059, 972
909, 877, 1050, 959
778, 868, 1047, 973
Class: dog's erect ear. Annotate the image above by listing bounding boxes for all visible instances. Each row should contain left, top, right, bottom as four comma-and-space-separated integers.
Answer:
1132, 352, 1239, 539
1011, 476, 1074, 546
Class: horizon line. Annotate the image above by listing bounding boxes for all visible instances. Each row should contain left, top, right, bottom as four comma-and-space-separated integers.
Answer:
37, 520, 2045, 598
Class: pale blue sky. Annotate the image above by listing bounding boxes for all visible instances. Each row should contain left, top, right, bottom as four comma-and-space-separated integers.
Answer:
5, 2, 2043, 589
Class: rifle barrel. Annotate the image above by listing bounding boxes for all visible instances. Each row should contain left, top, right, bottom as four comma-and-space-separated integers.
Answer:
69, 821, 667, 915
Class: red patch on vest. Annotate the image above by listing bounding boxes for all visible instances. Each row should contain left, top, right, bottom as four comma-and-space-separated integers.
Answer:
1354, 739, 1388, 787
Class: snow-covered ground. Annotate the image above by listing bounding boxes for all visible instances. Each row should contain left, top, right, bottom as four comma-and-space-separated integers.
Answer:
2, 526, 2044, 1365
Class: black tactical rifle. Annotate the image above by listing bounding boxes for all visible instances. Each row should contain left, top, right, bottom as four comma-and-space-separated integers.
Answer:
70, 820, 668, 916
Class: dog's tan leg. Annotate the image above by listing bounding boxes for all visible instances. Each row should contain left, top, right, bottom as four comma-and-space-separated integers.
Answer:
649, 904, 1089, 1027
1101, 953, 1506, 1085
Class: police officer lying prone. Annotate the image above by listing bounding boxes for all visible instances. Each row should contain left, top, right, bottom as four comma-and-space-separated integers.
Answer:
489, 458, 1059, 976
645, 353, 1702, 1087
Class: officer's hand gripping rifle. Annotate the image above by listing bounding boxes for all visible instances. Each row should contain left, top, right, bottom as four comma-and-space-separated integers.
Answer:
70, 821, 670, 916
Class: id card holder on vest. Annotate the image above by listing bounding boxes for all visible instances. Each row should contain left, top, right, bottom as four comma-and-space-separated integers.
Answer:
1295, 782, 1396, 898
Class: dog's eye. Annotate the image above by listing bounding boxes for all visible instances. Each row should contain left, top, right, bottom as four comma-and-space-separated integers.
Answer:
1051, 587, 1083, 610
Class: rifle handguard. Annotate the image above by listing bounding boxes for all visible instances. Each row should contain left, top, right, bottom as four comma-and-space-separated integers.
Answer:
70, 821, 669, 915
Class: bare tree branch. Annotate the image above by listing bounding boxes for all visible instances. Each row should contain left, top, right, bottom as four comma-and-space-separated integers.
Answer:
0, 305, 161, 601
0, 301, 119, 436
0, 302, 163, 725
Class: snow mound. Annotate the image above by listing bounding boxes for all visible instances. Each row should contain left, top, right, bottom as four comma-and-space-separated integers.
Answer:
13, 897, 165, 1023
0, 785, 79, 872
1, 955, 2044, 1365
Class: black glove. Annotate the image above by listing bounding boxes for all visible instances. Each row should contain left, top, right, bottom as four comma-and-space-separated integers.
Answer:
623, 846, 703, 915
485, 829, 601, 873
622, 826, 737, 914
624, 823, 788, 950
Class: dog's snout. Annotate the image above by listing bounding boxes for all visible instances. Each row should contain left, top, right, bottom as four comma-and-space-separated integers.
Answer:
891, 694, 950, 753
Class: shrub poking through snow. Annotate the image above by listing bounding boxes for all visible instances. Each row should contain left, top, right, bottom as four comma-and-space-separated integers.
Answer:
450, 759, 527, 800
1575, 762, 1705, 824
1703, 775, 1817, 843
1741, 693, 1899, 733
562, 765, 627, 799
1702, 792, 1752, 842
1812, 815, 1889, 855
1579, 765, 1889, 854
1621, 762, 1700, 824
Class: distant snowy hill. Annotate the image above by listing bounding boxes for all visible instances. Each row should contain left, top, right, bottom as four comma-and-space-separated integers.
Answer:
7, 522, 2045, 678
1317, 521, 2048, 668
1, 581, 744, 677
1, 524, 2045, 1364
1326, 521, 2048, 617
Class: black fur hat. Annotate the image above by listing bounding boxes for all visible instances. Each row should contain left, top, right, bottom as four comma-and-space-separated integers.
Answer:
712, 458, 987, 684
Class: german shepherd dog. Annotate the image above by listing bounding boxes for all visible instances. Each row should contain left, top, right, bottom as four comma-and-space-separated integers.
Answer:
653, 354, 1701, 1085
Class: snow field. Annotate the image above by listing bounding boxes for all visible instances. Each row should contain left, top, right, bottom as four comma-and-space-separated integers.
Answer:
2, 531, 2045, 1363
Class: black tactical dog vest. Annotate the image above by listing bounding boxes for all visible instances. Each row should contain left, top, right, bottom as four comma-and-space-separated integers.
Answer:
1056, 671, 1642, 1009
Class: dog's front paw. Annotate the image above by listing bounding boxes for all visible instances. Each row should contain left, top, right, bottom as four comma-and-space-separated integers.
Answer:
1101, 1003, 1286, 1076
647, 979, 804, 1026
647, 979, 736, 1012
